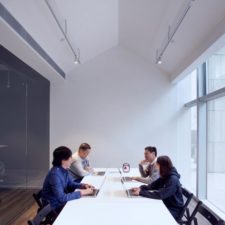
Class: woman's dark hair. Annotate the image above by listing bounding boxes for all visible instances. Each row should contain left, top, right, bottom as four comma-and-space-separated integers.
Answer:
52, 146, 72, 167
157, 155, 173, 178
145, 146, 157, 157
79, 143, 91, 151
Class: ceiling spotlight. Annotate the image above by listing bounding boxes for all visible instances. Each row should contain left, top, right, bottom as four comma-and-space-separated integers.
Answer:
45, 0, 81, 66
155, 49, 162, 65
157, 57, 162, 65
74, 49, 80, 64
74, 60, 79, 64
74, 56, 80, 64
156, 55, 162, 65
155, 0, 194, 66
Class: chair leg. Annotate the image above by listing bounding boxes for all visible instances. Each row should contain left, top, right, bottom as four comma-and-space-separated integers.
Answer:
193, 217, 198, 225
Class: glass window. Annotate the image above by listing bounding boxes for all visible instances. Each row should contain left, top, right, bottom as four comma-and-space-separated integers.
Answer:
207, 46, 225, 93
177, 71, 197, 194
207, 96, 225, 213
179, 45, 225, 215
190, 106, 197, 194
190, 70, 197, 100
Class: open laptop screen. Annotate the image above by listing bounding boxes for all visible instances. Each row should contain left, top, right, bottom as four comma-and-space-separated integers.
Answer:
95, 171, 105, 176
121, 178, 140, 198
84, 176, 106, 197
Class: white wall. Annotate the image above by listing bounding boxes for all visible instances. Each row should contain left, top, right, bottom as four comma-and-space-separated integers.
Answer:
50, 46, 178, 168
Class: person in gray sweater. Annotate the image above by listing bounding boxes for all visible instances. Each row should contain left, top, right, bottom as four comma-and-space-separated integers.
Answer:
132, 146, 159, 184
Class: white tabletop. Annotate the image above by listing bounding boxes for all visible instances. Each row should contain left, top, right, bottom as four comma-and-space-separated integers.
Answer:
53, 168, 177, 225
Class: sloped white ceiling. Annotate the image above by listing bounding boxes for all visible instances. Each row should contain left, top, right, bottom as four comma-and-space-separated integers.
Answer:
119, 0, 183, 73
53, 0, 118, 65
119, 0, 225, 77
1, 0, 225, 78
0, 0, 118, 74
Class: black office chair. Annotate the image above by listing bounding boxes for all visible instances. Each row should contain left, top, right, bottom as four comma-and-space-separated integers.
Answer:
192, 203, 224, 225
33, 190, 43, 211
178, 194, 202, 225
27, 204, 57, 225
177, 187, 194, 223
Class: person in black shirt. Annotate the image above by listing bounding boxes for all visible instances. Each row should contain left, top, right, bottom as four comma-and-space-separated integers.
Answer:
131, 155, 184, 220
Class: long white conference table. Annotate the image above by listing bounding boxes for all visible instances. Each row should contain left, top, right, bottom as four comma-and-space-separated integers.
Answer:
53, 168, 177, 225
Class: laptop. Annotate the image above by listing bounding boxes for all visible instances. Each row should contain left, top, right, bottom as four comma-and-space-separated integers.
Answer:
87, 188, 100, 197
85, 176, 106, 197
122, 176, 133, 182
121, 178, 140, 198
95, 171, 105, 176
118, 168, 133, 182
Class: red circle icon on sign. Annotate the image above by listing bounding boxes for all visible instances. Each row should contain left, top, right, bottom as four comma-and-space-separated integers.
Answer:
122, 163, 130, 173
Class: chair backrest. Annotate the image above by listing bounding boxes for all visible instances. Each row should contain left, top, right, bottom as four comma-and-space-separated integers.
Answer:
193, 204, 224, 225
33, 190, 43, 209
177, 187, 193, 222
178, 194, 202, 225
27, 204, 52, 225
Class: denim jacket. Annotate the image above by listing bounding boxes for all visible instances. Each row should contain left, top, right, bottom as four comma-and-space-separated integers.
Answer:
42, 166, 83, 209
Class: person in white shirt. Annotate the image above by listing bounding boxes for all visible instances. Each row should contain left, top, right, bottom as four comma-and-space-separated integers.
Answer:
69, 143, 94, 182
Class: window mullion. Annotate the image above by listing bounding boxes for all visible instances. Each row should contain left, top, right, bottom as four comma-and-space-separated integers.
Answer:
196, 64, 207, 199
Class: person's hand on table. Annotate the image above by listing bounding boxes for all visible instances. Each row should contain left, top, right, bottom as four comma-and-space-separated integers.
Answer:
130, 187, 140, 195
79, 188, 94, 196
82, 183, 95, 189
132, 176, 139, 181
85, 166, 95, 173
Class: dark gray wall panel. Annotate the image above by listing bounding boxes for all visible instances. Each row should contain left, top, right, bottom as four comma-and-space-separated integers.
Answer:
0, 45, 50, 187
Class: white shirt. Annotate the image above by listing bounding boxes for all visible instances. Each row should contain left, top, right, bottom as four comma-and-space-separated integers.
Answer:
70, 151, 90, 179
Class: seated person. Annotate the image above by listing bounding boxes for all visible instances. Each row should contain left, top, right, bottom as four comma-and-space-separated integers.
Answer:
69, 143, 94, 182
131, 156, 184, 220
132, 146, 159, 184
42, 146, 94, 213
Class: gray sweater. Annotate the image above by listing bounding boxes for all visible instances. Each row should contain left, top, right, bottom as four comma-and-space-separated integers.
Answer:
138, 159, 159, 184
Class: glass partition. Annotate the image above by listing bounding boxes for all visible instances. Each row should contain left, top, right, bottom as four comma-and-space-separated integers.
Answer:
0, 70, 27, 188
0, 45, 50, 224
